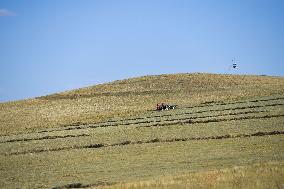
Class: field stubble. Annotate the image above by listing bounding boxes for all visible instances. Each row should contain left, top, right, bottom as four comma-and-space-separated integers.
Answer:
0, 73, 284, 188
1, 73, 284, 135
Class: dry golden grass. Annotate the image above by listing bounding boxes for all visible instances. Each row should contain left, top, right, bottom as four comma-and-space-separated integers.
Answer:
1, 73, 284, 135
94, 162, 284, 189
0, 73, 283, 188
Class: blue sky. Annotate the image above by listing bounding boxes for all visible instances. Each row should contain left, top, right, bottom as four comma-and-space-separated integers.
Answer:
0, 0, 284, 102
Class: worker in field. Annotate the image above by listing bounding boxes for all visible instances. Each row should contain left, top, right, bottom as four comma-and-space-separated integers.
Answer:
156, 103, 160, 110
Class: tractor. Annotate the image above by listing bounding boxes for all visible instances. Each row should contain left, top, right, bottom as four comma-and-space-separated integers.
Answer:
156, 103, 178, 111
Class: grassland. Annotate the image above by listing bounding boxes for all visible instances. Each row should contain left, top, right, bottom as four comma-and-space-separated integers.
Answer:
96, 162, 284, 189
0, 73, 284, 188
1, 73, 284, 135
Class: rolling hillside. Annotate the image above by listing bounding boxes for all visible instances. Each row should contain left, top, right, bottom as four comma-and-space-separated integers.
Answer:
1, 73, 284, 135
0, 73, 284, 188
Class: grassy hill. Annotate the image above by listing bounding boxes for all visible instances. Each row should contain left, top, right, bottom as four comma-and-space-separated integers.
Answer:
0, 73, 284, 188
1, 73, 283, 135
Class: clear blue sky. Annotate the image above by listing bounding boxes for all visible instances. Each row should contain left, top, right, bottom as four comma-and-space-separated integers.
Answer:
0, 0, 284, 102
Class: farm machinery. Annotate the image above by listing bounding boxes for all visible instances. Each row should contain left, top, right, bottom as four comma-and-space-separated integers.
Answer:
156, 103, 178, 111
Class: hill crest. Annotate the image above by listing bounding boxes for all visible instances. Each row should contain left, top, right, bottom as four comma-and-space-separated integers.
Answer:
39, 73, 283, 100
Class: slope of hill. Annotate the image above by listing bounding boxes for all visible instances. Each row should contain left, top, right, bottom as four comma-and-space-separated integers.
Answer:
0, 73, 283, 188
0, 73, 283, 135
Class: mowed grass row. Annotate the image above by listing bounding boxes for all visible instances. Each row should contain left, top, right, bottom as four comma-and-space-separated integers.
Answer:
35, 95, 284, 133
0, 135, 283, 188
1, 95, 283, 143
80, 95, 284, 126
1, 102, 283, 155
0, 94, 283, 188
2, 73, 284, 136
0, 96, 283, 155
1, 74, 283, 188
1, 117, 283, 156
